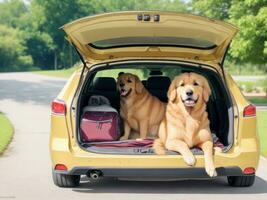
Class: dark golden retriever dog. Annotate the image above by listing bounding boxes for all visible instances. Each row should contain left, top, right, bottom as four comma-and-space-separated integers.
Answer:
117, 73, 166, 140
153, 72, 217, 177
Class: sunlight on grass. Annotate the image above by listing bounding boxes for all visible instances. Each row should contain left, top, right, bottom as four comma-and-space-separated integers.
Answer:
258, 110, 267, 157
34, 65, 146, 79
0, 113, 13, 154
248, 98, 267, 104
34, 65, 81, 78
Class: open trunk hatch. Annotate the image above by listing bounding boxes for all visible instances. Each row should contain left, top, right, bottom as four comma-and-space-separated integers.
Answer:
62, 11, 238, 64
76, 61, 233, 155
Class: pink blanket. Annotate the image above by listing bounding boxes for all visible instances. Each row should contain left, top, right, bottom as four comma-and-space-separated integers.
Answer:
89, 137, 224, 149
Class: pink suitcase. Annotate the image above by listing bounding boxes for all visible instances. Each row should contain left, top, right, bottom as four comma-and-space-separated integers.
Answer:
80, 105, 120, 142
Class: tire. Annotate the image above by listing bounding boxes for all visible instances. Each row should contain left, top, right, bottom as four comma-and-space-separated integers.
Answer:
52, 170, 80, 187
227, 175, 255, 187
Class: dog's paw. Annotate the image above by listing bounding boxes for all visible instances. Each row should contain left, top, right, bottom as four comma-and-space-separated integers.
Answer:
119, 136, 128, 141
183, 155, 196, 166
205, 166, 217, 177
154, 148, 166, 155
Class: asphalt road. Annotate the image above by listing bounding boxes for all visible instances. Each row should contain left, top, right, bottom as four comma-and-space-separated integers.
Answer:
0, 72, 266, 200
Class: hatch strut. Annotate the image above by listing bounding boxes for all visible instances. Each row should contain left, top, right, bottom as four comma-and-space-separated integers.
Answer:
68, 43, 89, 139
219, 44, 230, 82
72, 44, 89, 69
71, 43, 89, 89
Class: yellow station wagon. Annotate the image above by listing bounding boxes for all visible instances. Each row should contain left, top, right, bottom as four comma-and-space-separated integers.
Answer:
49, 11, 259, 187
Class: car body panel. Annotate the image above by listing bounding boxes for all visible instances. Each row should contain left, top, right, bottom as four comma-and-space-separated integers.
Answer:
62, 11, 238, 64
50, 135, 259, 172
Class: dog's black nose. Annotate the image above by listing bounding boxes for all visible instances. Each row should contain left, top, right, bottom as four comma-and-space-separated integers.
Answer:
186, 90, 193, 96
120, 83, 125, 87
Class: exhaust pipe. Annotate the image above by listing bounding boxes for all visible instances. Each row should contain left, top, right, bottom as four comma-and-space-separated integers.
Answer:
88, 170, 102, 180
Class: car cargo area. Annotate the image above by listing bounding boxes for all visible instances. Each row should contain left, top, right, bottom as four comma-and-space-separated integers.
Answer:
75, 61, 233, 155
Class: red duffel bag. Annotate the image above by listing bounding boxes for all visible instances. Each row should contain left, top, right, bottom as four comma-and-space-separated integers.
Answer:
80, 105, 120, 142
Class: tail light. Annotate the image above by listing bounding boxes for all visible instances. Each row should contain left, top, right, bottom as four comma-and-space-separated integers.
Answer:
243, 104, 256, 117
55, 164, 68, 171
243, 167, 255, 175
51, 99, 66, 115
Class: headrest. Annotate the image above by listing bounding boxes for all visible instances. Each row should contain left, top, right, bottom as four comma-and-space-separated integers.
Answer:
93, 77, 117, 91
149, 70, 163, 76
146, 76, 171, 90
141, 80, 147, 87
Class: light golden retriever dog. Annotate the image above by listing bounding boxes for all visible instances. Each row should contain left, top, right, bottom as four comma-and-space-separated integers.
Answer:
117, 73, 166, 140
153, 72, 217, 177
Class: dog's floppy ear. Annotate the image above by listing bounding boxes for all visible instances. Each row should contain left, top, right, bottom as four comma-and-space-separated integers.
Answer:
117, 72, 124, 79
116, 76, 121, 91
202, 78, 211, 102
134, 75, 144, 94
116, 80, 120, 91
168, 77, 178, 102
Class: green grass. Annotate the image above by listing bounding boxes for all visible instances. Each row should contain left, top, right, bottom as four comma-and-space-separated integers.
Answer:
0, 113, 13, 154
34, 65, 81, 78
236, 81, 257, 88
224, 61, 266, 75
35, 67, 78, 78
248, 97, 267, 104
258, 110, 267, 157
236, 79, 266, 90
34, 66, 146, 79
226, 68, 266, 75
95, 68, 146, 79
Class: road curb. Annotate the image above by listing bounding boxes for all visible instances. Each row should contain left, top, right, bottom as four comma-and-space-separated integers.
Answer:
256, 106, 267, 110
260, 156, 267, 163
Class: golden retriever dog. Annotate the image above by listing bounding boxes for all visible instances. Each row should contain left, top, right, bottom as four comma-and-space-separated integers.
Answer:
117, 73, 166, 140
153, 72, 217, 177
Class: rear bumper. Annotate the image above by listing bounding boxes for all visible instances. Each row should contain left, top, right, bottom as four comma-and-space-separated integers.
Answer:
50, 138, 260, 176
55, 166, 245, 178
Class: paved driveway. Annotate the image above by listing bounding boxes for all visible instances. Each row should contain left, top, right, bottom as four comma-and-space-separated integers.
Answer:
0, 72, 266, 200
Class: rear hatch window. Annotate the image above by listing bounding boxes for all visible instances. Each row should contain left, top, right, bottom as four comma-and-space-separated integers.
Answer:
90, 37, 216, 50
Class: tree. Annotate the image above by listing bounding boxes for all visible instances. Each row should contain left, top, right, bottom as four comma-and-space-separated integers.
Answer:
0, 0, 27, 28
1, 0, 266, 72
192, 0, 231, 20
33, 0, 187, 69
229, 0, 267, 66
0, 0, 188, 71
33, 0, 93, 69
0, 24, 32, 71
192, 0, 267, 69
19, 1, 56, 70
87, 0, 187, 13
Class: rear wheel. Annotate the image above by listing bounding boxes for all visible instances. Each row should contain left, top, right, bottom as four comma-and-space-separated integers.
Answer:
52, 170, 80, 187
227, 175, 255, 187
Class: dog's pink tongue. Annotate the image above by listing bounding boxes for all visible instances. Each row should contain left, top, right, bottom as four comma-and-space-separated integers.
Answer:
121, 90, 127, 96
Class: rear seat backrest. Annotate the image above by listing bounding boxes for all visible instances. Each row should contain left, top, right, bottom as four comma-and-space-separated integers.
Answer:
146, 76, 171, 102
91, 77, 120, 110
141, 80, 147, 88
93, 77, 117, 91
